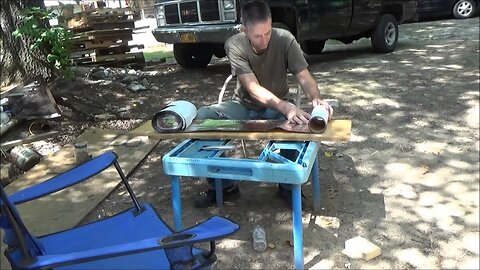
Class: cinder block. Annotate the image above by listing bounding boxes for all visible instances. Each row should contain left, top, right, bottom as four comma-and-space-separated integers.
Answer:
342, 236, 381, 261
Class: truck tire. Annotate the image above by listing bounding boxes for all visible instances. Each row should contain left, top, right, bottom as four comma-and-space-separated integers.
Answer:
453, 0, 477, 19
272, 22, 291, 32
212, 43, 226, 58
300, 40, 326, 55
173, 43, 212, 69
371, 14, 398, 53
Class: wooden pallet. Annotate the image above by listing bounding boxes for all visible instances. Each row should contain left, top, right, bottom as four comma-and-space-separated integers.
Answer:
71, 44, 145, 58
64, 8, 145, 68
62, 10, 139, 29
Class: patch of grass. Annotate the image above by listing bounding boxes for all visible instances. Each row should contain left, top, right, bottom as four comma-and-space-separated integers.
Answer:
143, 46, 174, 62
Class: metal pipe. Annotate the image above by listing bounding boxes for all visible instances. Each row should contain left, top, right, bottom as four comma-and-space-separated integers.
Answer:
114, 161, 142, 212
0, 118, 20, 136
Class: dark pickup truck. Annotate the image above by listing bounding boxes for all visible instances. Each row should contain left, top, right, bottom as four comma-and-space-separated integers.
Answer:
152, 0, 417, 69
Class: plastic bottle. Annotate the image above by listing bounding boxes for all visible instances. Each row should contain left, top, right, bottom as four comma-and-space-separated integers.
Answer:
252, 225, 267, 252
0, 112, 11, 124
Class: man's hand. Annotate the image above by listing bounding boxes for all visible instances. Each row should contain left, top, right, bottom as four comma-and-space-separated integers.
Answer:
281, 102, 310, 124
312, 98, 333, 120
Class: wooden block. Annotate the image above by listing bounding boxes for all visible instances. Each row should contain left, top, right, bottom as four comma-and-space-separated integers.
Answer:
131, 119, 352, 142
342, 236, 381, 261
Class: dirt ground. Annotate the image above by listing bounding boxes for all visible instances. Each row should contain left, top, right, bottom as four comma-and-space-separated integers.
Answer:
3, 18, 479, 269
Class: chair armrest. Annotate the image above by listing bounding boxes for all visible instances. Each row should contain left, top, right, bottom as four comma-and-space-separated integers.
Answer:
9, 151, 117, 205
20, 237, 164, 269
218, 74, 234, 104
20, 216, 239, 269
166, 216, 240, 247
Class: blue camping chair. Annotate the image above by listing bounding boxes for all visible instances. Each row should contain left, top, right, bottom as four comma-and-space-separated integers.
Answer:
0, 151, 239, 270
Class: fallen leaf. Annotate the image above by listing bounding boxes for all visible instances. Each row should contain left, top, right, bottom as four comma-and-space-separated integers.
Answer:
268, 243, 276, 249
322, 220, 333, 226
420, 165, 429, 175
324, 151, 333, 157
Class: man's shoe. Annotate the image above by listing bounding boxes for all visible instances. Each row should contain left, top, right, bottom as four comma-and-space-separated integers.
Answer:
277, 185, 307, 210
194, 185, 241, 208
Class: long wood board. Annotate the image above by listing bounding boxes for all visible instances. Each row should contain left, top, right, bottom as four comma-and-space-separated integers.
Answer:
132, 119, 352, 142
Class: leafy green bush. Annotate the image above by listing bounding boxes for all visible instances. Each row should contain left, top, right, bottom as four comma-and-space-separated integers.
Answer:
12, 7, 73, 77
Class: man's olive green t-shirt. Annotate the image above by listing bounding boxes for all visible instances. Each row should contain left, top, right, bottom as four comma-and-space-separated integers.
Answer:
225, 28, 308, 110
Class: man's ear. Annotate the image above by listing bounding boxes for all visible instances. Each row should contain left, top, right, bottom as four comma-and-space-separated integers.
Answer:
240, 25, 245, 32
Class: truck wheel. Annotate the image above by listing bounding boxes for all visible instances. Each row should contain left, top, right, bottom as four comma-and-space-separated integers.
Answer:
173, 43, 212, 69
272, 22, 291, 32
300, 40, 326, 55
212, 43, 226, 58
453, 0, 476, 19
371, 14, 398, 53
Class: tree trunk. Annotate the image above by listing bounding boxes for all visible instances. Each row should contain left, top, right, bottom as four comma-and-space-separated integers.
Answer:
0, 0, 52, 87
128, 0, 140, 9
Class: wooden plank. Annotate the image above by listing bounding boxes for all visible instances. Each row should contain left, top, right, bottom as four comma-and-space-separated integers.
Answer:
94, 52, 144, 62
73, 54, 146, 68
73, 28, 133, 38
72, 34, 133, 43
69, 21, 136, 33
64, 15, 135, 29
70, 44, 144, 58
131, 119, 352, 142
0, 131, 59, 149
89, 7, 139, 15
72, 40, 129, 50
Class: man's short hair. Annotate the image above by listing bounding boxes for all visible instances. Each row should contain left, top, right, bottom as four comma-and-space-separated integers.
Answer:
241, 0, 271, 26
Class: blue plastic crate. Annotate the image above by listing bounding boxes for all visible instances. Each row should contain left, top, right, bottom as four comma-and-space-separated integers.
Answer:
162, 139, 319, 184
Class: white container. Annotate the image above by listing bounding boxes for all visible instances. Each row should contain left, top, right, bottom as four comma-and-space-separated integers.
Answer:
74, 142, 90, 164
309, 105, 330, 133
0, 112, 11, 124
252, 225, 267, 252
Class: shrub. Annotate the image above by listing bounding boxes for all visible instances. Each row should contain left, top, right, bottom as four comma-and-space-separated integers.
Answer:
12, 7, 73, 77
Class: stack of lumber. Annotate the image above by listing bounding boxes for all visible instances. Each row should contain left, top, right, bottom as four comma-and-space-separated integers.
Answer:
60, 7, 145, 67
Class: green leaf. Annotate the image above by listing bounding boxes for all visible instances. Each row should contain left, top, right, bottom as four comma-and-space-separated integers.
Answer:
12, 30, 22, 38
47, 54, 58, 63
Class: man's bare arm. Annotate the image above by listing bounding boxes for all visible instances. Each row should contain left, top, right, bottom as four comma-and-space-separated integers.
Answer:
238, 73, 310, 124
295, 68, 333, 119
294, 68, 322, 102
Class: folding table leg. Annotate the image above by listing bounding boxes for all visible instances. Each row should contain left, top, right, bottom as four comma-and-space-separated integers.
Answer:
215, 179, 223, 207
292, 184, 304, 269
171, 176, 182, 231
311, 157, 321, 212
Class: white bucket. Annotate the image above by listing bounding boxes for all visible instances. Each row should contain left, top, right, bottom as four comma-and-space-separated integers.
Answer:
309, 106, 329, 133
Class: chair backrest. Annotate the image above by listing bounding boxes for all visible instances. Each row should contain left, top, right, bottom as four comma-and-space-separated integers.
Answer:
0, 151, 140, 266
0, 184, 44, 262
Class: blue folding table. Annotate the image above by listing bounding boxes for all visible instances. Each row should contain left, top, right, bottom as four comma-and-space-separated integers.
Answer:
162, 139, 321, 269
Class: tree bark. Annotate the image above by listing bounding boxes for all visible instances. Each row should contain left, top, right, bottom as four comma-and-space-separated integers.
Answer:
128, 0, 140, 9
0, 0, 52, 87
